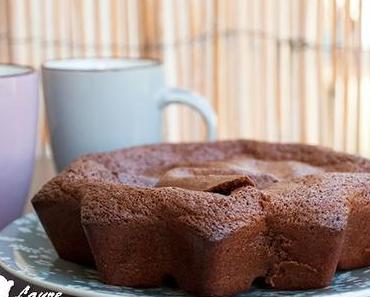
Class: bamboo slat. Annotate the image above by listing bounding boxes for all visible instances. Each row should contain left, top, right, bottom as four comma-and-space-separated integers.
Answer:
330, 0, 338, 149
298, 0, 306, 142
0, 0, 10, 61
317, 0, 325, 145
110, 0, 120, 57
274, 0, 282, 141
343, 0, 350, 151
356, 0, 362, 152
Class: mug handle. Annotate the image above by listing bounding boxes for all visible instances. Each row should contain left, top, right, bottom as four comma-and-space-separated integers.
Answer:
157, 88, 217, 140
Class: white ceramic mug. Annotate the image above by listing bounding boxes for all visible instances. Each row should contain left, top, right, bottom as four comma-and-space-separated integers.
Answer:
42, 58, 217, 172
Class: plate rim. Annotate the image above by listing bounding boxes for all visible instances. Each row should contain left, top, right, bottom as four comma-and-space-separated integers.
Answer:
2, 214, 370, 297
0, 213, 121, 297
0, 256, 122, 297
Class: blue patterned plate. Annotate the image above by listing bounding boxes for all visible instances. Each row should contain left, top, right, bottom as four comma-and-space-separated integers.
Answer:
1, 214, 370, 297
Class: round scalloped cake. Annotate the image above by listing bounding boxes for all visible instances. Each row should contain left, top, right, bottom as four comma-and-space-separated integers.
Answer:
32, 140, 370, 297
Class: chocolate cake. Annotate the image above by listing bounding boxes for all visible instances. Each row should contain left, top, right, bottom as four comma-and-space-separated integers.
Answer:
32, 140, 370, 297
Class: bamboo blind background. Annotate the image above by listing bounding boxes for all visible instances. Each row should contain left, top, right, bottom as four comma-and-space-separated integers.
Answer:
0, 0, 369, 157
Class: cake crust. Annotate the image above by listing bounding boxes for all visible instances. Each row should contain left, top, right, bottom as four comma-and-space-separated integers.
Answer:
32, 140, 370, 296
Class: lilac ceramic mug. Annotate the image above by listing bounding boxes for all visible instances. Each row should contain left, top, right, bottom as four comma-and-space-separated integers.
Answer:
0, 64, 39, 229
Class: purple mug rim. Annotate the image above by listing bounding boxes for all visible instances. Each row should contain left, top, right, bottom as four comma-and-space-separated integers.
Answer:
41, 57, 162, 73
0, 63, 35, 78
